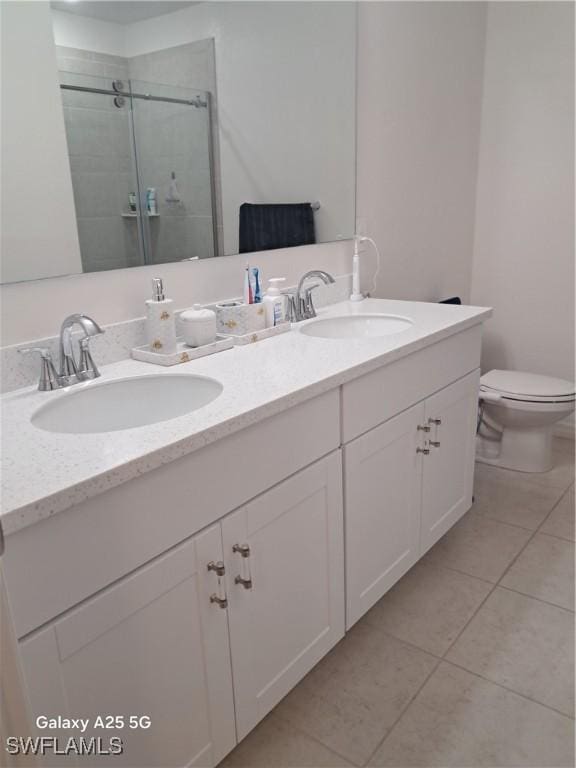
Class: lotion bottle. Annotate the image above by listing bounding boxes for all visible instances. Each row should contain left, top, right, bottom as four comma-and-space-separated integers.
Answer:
263, 277, 287, 327
146, 278, 177, 354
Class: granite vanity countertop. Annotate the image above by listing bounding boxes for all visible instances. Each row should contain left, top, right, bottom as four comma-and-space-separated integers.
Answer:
1, 298, 491, 534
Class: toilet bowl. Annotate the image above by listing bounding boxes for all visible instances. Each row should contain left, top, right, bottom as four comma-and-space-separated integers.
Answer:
476, 370, 575, 473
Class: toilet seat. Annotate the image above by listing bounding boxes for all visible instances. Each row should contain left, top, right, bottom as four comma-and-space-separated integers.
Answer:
480, 370, 575, 404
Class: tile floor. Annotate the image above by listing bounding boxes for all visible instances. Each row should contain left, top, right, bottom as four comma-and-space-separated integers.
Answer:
221, 439, 575, 768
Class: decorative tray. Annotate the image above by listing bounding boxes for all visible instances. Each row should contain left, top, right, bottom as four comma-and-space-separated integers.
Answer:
131, 335, 234, 366
222, 322, 292, 346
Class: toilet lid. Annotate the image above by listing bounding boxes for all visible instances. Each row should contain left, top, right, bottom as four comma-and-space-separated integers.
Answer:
481, 370, 576, 402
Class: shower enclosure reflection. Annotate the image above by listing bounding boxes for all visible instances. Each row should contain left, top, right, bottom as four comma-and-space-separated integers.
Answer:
59, 71, 218, 273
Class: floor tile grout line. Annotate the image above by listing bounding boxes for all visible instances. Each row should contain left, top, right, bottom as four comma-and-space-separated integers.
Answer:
439, 658, 576, 721
466, 505, 552, 534
269, 709, 361, 767
361, 655, 444, 767
496, 583, 575, 613
271, 709, 366, 768
426, 560, 497, 585
373, 623, 576, 722
472, 512, 549, 533
428, 502, 549, 666
536, 529, 576, 544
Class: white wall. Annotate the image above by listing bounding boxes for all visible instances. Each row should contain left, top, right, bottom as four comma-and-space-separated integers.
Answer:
356, 2, 487, 303
51, 9, 126, 57
0, 1, 82, 284
471, 1, 575, 383
125, 1, 356, 254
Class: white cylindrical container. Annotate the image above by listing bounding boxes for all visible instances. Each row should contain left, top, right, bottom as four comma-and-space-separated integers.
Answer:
180, 304, 217, 347
146, 278, 177, 354
262, 277, 287, 327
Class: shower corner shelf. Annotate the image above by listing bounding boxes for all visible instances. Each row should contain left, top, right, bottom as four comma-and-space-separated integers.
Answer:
121, 212, 160, 218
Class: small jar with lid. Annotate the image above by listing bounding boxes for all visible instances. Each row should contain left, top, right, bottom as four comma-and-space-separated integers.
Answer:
180, 304, 217, 347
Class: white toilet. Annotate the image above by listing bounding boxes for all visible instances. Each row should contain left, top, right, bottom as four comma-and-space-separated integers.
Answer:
476, 370, 575, 473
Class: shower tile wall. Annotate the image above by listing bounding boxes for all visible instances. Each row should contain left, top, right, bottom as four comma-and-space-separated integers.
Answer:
129, 40, 222, 260
56, 47, 142, 273
55, 41, 221, 272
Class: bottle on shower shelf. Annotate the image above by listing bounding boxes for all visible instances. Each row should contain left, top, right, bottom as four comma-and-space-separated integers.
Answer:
166, 171, 182, 204
146, 187, 158, 215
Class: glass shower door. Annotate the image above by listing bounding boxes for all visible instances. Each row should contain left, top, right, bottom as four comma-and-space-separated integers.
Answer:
59, 71, 146, 272
130, 80, 218, 264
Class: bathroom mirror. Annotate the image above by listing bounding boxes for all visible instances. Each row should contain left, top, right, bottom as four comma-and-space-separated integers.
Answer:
0, 1, 356, 283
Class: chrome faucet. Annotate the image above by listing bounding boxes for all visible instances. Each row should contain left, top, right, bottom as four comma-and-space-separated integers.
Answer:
59, 314, 104, 385
286, 270, 336, 322
19, 314, 104, 391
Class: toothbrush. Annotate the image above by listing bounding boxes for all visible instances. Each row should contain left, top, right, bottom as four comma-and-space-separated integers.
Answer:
243, 263, 253, 304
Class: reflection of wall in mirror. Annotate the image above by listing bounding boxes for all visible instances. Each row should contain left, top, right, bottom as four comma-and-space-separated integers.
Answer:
0, 1, 82, 284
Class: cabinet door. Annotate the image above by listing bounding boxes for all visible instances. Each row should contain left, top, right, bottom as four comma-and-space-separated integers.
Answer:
222, 452, 344, 740
18, 526, 236, 768
344, 402, 425, 629
420, 369, 480, 554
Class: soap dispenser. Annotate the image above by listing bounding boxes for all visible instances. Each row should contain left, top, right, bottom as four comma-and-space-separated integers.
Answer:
146, 278, 177, 354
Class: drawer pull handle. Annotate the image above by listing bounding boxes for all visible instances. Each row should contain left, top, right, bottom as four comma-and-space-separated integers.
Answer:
428, 418, 442, 426
208, 560, 227, 607
233, 542, 253, 590
416, 447, 430, 455
210, 594, 228, 609
429, 441, 441, 448
417, 424, 431, 432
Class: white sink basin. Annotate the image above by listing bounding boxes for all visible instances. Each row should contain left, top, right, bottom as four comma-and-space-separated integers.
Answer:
300, 314, 413, 339
32, 374, 223, 434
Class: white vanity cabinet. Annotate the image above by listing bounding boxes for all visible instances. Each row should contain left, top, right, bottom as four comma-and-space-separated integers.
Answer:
344, 369, 480, 628
344, 402, 424, 627
18, 526, 236, 768
4, 317, 487, 768
222, 452, 344, 739
420, 369, 480, 554
12, 451, 344, 768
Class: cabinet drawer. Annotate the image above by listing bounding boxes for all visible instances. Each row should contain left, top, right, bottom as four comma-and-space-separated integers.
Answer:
342, 325, 482, 442
4, 389, 340, 639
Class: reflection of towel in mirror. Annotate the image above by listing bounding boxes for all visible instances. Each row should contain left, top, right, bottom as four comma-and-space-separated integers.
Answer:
239, 203, 316, 253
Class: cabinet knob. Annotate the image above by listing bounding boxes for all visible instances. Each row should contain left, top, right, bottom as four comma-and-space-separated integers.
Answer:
234, 575, 253, 590
232, 543, 251, 558
207, 560, 226, 576
416, 447, 430, 455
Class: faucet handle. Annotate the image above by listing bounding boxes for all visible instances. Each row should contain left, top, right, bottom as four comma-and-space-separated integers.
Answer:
78, 336, 101, 380
302, 283, 321, 319
282, 292, 299, 323
18, 347, 61, 391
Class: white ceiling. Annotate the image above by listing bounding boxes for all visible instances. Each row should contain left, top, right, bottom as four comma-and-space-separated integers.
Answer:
50, 1, 199, 26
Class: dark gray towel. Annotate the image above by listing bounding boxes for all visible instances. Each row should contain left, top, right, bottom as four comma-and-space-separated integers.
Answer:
239, 203, 316, 253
